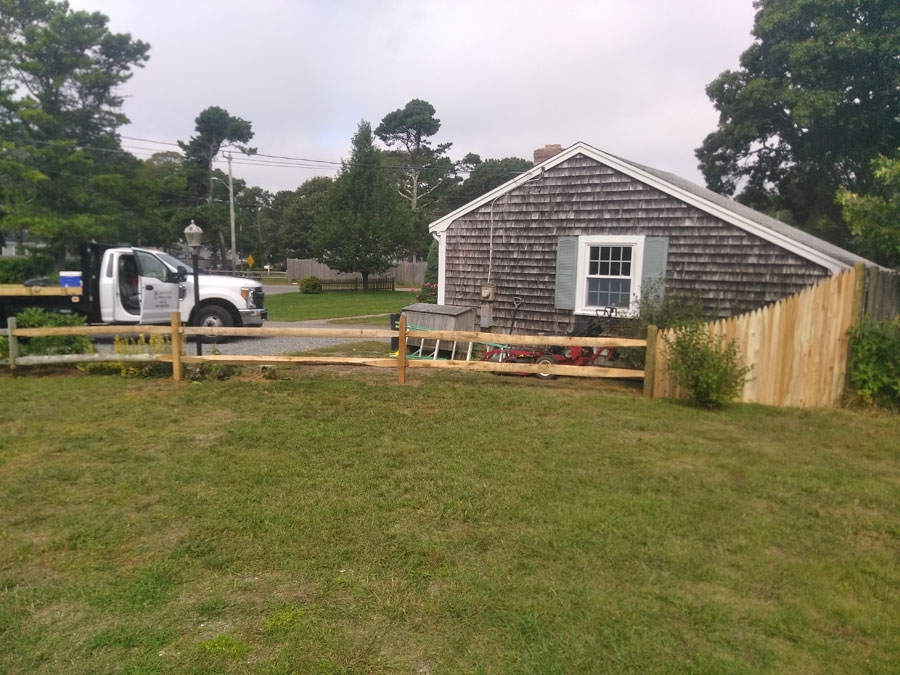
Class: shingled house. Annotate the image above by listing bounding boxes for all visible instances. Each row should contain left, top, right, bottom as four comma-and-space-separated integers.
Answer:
428, 142, 876, 334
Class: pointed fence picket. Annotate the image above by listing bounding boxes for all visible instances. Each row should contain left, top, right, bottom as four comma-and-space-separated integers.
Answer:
650, 264, 872, 408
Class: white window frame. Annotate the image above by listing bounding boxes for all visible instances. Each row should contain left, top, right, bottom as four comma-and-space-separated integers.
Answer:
574, 234, 645, 316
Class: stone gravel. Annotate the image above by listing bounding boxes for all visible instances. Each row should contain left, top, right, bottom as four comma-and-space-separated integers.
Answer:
203, 320, 391, 356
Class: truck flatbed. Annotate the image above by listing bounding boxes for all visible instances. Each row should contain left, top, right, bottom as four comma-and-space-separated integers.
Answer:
0, 285, 83, 297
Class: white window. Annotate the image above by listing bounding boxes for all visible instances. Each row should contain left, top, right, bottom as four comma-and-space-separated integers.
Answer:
574, 235, 645, 316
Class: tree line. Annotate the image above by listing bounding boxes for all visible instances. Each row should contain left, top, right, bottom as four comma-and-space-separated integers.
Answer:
0, 1, 531, 281
2, 0, 898, 282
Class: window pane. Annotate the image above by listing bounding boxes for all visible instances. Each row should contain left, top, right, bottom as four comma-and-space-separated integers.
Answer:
583, 244, 635, 310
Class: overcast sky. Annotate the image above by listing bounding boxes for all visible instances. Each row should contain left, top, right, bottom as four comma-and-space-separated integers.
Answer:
67, 0, 758, 194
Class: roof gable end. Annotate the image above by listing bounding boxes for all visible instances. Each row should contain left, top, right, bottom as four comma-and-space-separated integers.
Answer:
429, 142, 872, 274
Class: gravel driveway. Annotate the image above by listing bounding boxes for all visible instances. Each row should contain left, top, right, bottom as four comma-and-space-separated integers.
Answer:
202, 319, 392, 356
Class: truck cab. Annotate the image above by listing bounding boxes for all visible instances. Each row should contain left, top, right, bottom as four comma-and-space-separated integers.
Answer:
88, 245, 267, 328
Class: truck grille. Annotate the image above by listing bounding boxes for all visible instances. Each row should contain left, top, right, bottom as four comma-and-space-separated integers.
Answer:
251, 288, 265, 308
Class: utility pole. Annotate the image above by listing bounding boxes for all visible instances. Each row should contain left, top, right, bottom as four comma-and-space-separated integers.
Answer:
226, 152, 237, 272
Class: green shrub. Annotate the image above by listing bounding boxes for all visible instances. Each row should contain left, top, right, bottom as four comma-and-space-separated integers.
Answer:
0, 255, 54, 283
616, 280, 705, 369
848, 316, 900, 410
664, 322, 751, 408
414, 282, 438, 304
78, 333, 182, 378
2, 307, 94, 358
424, 239, 439, 285
298, 276, 323, 294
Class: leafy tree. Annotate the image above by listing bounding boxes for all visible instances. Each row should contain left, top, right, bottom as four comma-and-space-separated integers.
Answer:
234, 185, 274, 268
0, 0, 150, 263
424, 237, 439, 285
838, 150, 900, 268
375, 99, 458, 255
451, 155, 533, 208
267, 176, 333, 261
375, 99, 450, 211
311, 121, 411, 289
134, 151, 191, 245
0, 0, 149, 148
176, 106, 257, 267
178, 106, 255, 201
696, 0, 900, 246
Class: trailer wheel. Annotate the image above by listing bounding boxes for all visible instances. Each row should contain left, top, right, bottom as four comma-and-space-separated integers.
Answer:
535, 355, 558, 380
196, 304, 233, 342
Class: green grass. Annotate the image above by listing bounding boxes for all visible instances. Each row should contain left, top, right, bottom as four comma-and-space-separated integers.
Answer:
1, 369, 899, 673
265, 290, 416, 321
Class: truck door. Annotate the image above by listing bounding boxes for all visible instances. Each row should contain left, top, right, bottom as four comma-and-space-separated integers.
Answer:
133, 249, 180, 323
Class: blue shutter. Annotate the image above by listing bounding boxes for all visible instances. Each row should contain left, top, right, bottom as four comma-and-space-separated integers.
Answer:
640, 237, 668, 305
555, 237, 578, 310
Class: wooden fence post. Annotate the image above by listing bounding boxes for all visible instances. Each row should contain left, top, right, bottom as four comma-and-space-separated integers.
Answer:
643, 325, 658, 398
170, 312, 183, 382
7, 317, 17, 372
398, 314, 407, 385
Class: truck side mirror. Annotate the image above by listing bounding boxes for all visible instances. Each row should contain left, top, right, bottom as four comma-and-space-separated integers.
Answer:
168, 266, 188, 283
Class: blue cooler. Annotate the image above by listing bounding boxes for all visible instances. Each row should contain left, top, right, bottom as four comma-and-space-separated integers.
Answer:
60, 271, 82, 287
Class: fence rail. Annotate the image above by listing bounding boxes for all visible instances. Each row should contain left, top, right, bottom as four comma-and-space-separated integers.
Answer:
9, 263, 893, 407
4, 314, 648, 385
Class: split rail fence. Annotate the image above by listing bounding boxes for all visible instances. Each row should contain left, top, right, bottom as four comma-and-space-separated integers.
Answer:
2, 314, 648, 386
4, 263, 896, 407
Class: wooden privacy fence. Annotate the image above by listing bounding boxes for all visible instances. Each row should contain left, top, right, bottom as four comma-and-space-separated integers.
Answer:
3, 313, 648, 385
649, 264, 869, 408
286, 258, 426, 287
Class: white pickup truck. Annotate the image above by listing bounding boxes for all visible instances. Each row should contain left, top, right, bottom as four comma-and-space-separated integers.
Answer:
0, 243, 267, 328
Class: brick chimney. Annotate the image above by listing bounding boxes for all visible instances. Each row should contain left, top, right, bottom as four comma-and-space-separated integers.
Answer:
533, 144, 563, 165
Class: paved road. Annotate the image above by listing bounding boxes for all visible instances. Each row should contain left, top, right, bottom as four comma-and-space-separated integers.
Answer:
262, 283, 297, 296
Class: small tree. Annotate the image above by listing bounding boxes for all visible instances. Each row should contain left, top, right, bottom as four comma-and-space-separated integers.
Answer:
311, 121, 411, 289
664, 322, 751, 408
424, 238, 439, 285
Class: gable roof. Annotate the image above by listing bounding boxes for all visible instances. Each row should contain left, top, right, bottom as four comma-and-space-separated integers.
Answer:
429, 141, 874, 275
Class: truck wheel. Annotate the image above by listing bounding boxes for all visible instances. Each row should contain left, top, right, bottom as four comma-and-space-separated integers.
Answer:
535, 355, 558, 380
196, 304, 232, 342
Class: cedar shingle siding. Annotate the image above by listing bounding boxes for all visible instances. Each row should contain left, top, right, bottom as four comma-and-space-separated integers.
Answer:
442, 154, 832, 334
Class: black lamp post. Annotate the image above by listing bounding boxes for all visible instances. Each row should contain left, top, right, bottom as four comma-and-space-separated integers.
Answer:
183, 220, 203, 356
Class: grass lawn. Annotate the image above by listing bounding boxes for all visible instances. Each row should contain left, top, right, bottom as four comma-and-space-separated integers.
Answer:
1, 369, 899, 673
265, 290, 417, 322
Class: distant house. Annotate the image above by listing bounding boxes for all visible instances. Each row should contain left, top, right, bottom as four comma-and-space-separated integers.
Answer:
428, 142, 876, 334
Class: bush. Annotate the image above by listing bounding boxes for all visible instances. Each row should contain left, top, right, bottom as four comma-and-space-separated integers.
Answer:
298, 276, 323, 294
1, 307, 95, 359
0, 255, 54, 284
848, 316, 900, 410
424, 239, 439, 285
616, 280, 705, 369
664, 322, 751, 408
414, 282, 438, 304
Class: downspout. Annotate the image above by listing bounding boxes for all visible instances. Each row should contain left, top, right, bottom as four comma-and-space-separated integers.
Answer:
435, 231, 446, 305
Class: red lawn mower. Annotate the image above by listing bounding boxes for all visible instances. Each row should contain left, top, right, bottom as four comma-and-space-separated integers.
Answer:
481, 298, 618, 379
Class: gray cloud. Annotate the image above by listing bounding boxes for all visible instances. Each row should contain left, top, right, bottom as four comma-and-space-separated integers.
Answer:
67, 0, 756, 193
